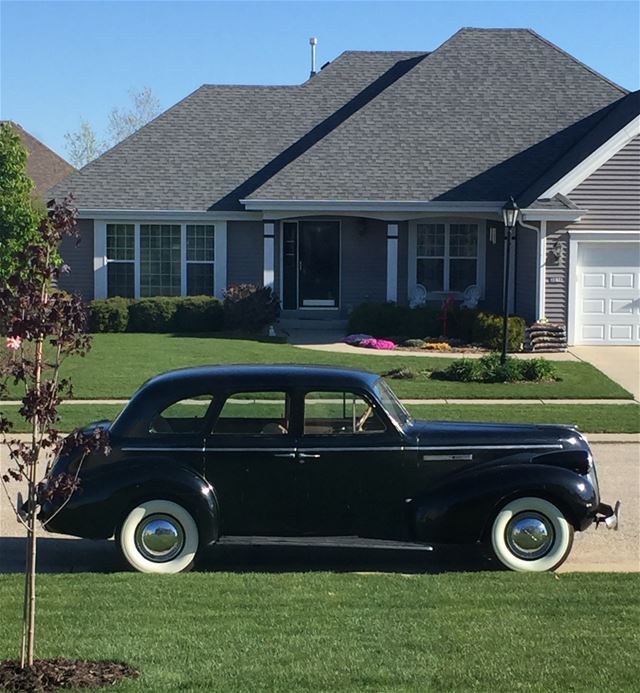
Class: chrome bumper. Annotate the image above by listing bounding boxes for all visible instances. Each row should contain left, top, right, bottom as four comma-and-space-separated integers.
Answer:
595, 500, 621, 531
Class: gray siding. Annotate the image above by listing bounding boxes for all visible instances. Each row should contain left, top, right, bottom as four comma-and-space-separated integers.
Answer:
566, 136, 640, 232
514, 224, 538, 323
543, 221, 569, 323
341, 217, 387, 316
227, 220, 263, 287
58, 218, 94, 300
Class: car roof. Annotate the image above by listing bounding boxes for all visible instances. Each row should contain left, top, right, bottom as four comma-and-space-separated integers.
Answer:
137, 364, 381, 397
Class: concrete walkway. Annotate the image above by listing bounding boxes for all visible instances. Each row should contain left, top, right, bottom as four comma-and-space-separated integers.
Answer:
570, 346, 640, 402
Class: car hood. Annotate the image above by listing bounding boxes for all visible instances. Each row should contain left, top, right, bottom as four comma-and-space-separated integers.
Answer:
406, 419, 590, 452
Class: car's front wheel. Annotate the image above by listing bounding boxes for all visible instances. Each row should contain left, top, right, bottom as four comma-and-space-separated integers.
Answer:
490, 497, 574, 572
118, 500, 199, 574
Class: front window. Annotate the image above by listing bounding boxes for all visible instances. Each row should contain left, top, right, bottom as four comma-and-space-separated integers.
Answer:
374, 379, 413, 429
304, 391, 386, 435
140, 224, 182, 297
106, 223, 135, 298
417, 222, 478, 294
186, 224, 215, 296
149, 394, 214, 434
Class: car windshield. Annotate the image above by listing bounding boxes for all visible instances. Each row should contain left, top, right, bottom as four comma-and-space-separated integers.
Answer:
374, 378, 413, 429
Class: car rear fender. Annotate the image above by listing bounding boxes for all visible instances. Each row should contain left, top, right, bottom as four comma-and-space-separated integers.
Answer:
44, 460, 220, 545
411, 464, 598, 545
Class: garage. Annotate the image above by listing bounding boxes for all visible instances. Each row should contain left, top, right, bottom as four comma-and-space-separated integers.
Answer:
575, 241, 640, 345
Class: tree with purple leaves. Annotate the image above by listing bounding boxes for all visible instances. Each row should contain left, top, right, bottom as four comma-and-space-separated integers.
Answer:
0, 195, 110, 674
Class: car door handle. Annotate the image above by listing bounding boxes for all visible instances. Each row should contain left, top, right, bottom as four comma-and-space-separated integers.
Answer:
273, 453, 296, 459
298, 453, 320, 459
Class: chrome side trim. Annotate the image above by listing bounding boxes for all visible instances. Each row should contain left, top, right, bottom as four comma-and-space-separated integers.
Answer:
418, 444, 564, 451
122, 447, 205, 452
422, 454, 473, 461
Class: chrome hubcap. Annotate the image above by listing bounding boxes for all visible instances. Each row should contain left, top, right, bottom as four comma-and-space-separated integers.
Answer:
135, 514, 184, 562
505, 512, 555, 560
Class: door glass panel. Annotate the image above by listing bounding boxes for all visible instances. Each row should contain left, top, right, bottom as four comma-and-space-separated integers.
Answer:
298, 221, 340, 307
212, 392, 290, 435
304, 391, 385, 435
282, 222, 298, 310
150, 394, 213, 434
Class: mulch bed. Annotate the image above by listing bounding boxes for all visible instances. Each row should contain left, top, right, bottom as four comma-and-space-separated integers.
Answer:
0, 658, 139, 692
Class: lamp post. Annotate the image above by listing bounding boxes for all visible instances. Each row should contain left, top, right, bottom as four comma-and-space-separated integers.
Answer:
501, 196, 520, 364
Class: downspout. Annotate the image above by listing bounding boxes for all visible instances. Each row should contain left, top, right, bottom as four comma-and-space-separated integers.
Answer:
519, 217, 545, 321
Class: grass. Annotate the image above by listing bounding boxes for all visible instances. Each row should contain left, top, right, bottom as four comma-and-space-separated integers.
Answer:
0, 573, 638, 692
1, 403, 638, 433
1, 334, 633, 400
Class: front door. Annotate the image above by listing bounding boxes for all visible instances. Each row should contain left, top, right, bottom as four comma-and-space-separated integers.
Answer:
282, 220, 340, 309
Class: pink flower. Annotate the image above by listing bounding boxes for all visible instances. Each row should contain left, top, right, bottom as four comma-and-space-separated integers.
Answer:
5, 336, 22, 351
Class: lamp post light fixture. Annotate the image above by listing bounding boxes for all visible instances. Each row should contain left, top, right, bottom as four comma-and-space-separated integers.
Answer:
501, 196, 520, 364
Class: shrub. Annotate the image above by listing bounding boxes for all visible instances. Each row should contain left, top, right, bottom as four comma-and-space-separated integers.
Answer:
128, 297, 180, 332
442, 353, 558, 383
347, 303, 440, 340
520, 358, 558, 382
223, 284, 280, 332
401, 338, 426, 348
88, 298, 131, 333
174, 296, 224, 333
472, 312, 526, 351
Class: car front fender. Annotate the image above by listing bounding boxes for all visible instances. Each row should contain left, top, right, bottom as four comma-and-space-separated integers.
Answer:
412, 463, 598, 545
41, 459, 220, 546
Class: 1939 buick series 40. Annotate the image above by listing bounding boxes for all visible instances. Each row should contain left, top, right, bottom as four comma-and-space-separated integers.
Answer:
40, 365, 620, 573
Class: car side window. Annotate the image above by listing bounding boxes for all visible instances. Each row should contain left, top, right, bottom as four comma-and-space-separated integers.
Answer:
304, 391, 386, 435
149, 395, 214, 434
211, 391, 290, 436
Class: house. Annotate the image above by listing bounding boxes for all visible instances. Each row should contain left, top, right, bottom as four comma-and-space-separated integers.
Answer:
50, 28, 640, 346
2, 121, 75, 200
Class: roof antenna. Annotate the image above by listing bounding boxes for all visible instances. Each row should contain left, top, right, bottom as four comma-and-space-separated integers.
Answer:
309, 37, 318, 78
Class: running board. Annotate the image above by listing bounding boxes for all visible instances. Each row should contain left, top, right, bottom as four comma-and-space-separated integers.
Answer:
217, 536, 434, 551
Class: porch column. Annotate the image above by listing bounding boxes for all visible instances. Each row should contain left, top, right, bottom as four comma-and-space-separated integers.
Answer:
263, 221, 275, 289
386, 223, 399, 302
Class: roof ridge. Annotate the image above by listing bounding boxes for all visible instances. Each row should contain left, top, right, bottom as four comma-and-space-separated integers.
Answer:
524, 28, 628, 95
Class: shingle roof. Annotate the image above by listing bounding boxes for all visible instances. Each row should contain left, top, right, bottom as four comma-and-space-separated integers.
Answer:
3, 121, 75, 200
249, 29, 627, 203
50, 29, 628, 211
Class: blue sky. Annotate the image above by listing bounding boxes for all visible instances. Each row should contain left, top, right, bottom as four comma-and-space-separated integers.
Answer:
1, 0, 638, 159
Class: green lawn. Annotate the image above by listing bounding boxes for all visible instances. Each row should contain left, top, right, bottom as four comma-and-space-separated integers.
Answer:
1, 403, 638, 433
0, 573, 637, 692
2, 334, 633, 400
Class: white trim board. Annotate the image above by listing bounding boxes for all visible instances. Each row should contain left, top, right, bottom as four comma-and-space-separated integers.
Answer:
541, 115, 640, 198
79, 209, 259, 221
241, 199, 504, 213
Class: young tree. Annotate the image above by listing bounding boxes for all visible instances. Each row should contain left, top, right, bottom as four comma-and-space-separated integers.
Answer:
63, 87, 161, 167
107, 86, 161, 144
0, 123, 42, 283
0, 197, 109, 668
63, 120, 105, 169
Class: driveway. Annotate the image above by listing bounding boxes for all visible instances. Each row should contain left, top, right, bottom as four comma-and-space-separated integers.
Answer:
1, 443, 637, 574
570, 346, 640, 401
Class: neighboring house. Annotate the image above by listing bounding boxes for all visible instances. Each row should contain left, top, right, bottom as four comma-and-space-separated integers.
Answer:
50, 28, 640, 346
3, 121, 75, 200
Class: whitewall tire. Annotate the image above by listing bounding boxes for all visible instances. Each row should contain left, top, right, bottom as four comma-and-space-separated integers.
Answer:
119, 500, 199, 574
490, 497, 574, 572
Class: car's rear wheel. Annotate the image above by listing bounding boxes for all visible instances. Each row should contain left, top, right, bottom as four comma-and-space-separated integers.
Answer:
118, 500, 199, 574
490, 497, 574, 572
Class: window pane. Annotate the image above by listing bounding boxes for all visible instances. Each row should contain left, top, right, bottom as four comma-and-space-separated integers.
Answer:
150, 395, 213, 434
106, 224, 134, 261
107, 262, 134, 298
449, 224, 478, 257
450, 259, 477, 292
304, 391, 385, 435
186, 225, 215, 262
212, 392, 289, 435
140, 224, 181, 296
417, 258, 444, 292
187, 264, 214, 296
417, 224, 445, 257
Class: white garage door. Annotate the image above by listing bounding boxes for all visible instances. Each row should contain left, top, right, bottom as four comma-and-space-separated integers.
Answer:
576, 242, 640, 344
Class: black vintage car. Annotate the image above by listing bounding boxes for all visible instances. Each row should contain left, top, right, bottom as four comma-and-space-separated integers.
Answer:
40, 365, 619, 573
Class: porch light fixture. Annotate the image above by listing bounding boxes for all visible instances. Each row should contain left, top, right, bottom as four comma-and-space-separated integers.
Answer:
501, 196, 520, 364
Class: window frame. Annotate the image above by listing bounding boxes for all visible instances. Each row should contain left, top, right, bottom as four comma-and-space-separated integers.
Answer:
409, 219, 486, 299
